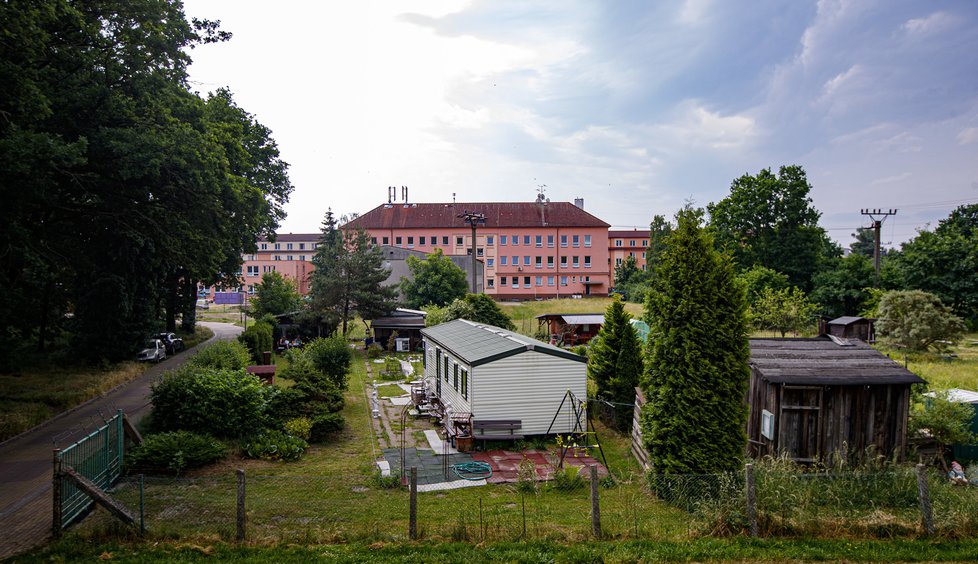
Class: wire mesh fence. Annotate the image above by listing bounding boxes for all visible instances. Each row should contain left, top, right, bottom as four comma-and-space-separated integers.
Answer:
68, 463, 978, 544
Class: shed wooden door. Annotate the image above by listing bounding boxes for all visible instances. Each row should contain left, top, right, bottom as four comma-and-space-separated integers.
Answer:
779, 385, 822, 462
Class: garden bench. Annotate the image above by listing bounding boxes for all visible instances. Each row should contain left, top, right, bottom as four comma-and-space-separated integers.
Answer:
472, 419, 524, 447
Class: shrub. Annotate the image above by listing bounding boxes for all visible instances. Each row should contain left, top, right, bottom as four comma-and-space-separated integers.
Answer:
309, 412, 345, 442
126, 431, 227, 475
238, 321, 274, 363
304, 336, 353, 389
189, 341, 251, 371
283, 417, 313, 441
516, 458, 538, 494
278, 348, 322, 385
150, 366, 270, 438
551, 465, 586, 491
242, 430, 307, 461
366, 342, 384, 359
381, 356, 403, 380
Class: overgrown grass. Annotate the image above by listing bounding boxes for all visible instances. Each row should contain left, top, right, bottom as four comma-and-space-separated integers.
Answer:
376, 383, 406, 398
877, 333, 978, 390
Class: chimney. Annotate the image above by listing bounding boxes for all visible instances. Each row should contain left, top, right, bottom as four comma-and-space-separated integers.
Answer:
574, 198, 584, 209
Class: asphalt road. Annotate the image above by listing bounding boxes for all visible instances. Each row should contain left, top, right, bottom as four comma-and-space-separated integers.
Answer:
0, 322, 243, 559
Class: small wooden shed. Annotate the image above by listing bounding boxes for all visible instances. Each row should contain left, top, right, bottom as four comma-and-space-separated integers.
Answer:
420, 319, 587, 443
535, 313, 604, 346
747, 338, 925, 463
824, 316, 876, 342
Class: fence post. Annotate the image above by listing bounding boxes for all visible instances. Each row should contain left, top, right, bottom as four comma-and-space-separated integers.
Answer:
409, 467, 418, 540
236, 469, 246, 542
745, 463, 758, 537
916, 463, 934, 536
52, 449, 62, 537
139, 474, 145, 535
590, 464, 601, 539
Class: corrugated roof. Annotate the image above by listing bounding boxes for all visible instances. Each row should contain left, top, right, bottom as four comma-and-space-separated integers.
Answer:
345, 202, 610, 230
559, 314, 605, 325
750, 338, 925, 385
422, 319, 585, 366
926, 389, 978, 404
609, 230, 650, 238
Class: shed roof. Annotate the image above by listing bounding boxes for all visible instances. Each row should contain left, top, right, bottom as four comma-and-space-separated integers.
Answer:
750, 338, 925, 385
535, 313, 605, 325
345, 201, 610, 230
422, 319, 585, 366
926, 389, 978, 404
828, 316, 872, 326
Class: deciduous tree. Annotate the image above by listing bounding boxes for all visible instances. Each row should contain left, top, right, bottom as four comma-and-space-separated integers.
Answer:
640, 207, 750, 474
250, 271, 302, 319
877, 290, 965, 352
400, 249, 468, 308
751, 286, 818, 337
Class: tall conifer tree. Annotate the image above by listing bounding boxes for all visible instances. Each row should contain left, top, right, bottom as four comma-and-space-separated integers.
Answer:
587, 296, 643, 430
640, 207, 750, 474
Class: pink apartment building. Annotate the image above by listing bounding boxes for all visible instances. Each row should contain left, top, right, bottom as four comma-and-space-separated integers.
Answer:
203, 233, 318, 299
345, 200, 612, 299
608, 229, 651, 272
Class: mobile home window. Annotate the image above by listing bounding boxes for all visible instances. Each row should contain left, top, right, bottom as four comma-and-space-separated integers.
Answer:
461, 369, 468, 400
444, 357, 450, 382
436, 349, 442, 379
453, 364, 459, 390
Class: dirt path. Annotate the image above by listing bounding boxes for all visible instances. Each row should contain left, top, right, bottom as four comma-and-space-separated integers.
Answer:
0, 322, 242, 559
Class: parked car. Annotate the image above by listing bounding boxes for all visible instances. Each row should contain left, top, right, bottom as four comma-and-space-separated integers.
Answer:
195, 299, 210, 310
155, 332, 185, 355
137, 339, 167, 363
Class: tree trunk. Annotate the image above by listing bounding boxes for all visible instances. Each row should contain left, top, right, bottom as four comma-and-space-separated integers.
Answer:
165, 271, 179, 332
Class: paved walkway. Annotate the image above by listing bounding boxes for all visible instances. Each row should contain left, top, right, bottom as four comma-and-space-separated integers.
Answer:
0, 322, 242, 559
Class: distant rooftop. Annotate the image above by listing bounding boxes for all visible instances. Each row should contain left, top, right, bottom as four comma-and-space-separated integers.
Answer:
346, 201, 610, 230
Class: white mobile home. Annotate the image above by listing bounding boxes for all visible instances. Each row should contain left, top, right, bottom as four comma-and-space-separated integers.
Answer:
420, 319, 587, 443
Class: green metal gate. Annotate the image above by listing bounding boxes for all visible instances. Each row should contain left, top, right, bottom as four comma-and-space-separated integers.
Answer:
56, 410, 125, 529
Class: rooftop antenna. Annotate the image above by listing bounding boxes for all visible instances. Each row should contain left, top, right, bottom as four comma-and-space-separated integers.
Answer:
452, 192, 456, 205
401, 185, 408, 204
388, 186, 395, 204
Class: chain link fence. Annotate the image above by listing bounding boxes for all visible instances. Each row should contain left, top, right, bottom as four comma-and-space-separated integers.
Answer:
69, 463, 978, 543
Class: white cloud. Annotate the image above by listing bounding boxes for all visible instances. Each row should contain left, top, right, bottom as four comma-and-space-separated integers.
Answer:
870, 172, 912, 185
957, 127, 978, 145
902, 11, 955, 36
651, 101, 756, 152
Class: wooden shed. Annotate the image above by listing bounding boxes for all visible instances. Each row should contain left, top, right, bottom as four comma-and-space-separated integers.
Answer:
420, 319, 587, 445
823, 316, 876, 342
535, 313, 604, 347
747, 338, 925, 464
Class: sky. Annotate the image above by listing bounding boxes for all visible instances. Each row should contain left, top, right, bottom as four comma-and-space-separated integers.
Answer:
181, 0, 978, 248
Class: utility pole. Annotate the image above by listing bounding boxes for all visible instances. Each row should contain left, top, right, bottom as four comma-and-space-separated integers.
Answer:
860, 208, 897, 287
458, 210, 486, 293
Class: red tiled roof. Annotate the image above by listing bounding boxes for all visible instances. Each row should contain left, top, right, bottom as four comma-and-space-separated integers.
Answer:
260, 233, 320, 243
609, 229, 650, 238
345, 202, 610, 230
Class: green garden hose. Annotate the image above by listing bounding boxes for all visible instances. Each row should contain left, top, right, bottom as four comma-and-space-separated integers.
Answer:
451, 461, 492, 481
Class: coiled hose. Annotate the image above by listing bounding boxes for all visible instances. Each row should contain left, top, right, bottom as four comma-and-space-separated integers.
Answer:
451, 461, 493, 481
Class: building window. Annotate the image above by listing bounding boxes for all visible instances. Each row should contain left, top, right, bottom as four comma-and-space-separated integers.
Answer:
500, 256, 508, 266
584, 256, 591, 268
395, 236, 402, 245
524, 256, 531, 266
629, 240, 636, 247
547, 235, 554, 247
500, 276, 507, 286
456, 236, 464, 246
247, 266, 259, 276
260, 243, 268, 250
299, 243, 305, 250
487, 235, 494, 246
524, 235, 531, 245
500, 235, 508, 245
370, 237, 377, 245
572, 235, 580, 247
420, 236, 426, 245
524, 276, 531, 287
407, 236, 414, 247
512, 255, 518, 266
274, 255, 281, 261
573, 256, 579, 268
275, 243, 281, 250
477, 248, 484, 257
642, 252, 646, 258
442, 236, 449, 245
512, 235, 519, 246
287, 255, 293, 261
560, 256, 568, 267
535, 235, 542, 247
536, 276, 543, 286
287, 243, 293, 250
561, 276, 568, 286
248, 285, 256, 295
487, 278, 495, 289
299, 256, 306, 261
548, 276, 555, 286
487, 258, 494, 267
616, 257, 623, 266
629, 251, 635, 258
444, 357, 450, 383
461, 369, 468, 400
584, 235, 592, 247
560, 235, 568, 247
547, 256, 554, 268
436, 349, 441, 380
312, 243, 318, 249
454, 364, 458, 390
535, 256, 542, 268
512, 278, 519, 288
263, 265, 277, 272
615, 239, 623, 247
383, 237, 389, 245
642, 240, 648, 246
